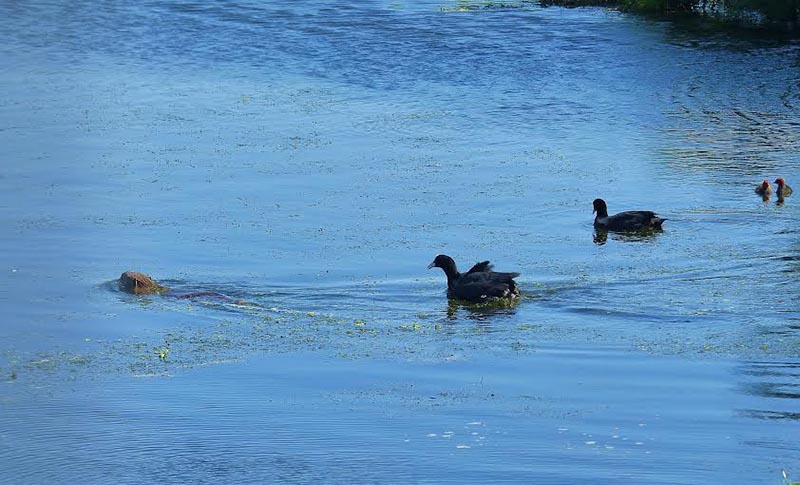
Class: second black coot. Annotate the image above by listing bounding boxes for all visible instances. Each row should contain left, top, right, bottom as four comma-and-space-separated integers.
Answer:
593, 198, 666, 232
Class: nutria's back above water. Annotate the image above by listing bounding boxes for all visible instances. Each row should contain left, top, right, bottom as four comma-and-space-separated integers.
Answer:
118, 271, 248, 304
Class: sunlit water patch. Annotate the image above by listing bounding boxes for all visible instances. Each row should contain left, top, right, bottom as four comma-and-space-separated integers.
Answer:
2, 348, 800, 483
2, 0, 800, 483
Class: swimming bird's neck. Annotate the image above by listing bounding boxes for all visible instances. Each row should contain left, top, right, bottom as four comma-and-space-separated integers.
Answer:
440, 263, 461, 285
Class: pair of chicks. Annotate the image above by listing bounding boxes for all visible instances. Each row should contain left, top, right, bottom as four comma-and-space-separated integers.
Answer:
755, 178, 793, 199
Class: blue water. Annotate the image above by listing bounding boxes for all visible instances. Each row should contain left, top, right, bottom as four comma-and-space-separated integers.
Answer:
1, 1, 799, 483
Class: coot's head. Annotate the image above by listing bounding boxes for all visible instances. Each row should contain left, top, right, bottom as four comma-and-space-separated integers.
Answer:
592, 198, 607, 214
760, 180, 771, 190
774, 178, 786, 186
428, 254, 456, 270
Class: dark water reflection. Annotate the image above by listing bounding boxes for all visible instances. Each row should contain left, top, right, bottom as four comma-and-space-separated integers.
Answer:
739, 361, 800, 422
592, 229, 664, 245
445, 298, 519, 321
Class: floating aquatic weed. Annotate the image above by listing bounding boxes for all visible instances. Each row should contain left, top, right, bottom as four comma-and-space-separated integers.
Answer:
510, 341, 529, 352
156, 344, 170, 362
66, 355, 91, 366
29, 357, 57, 371
130, 341, 152, 359
446, 297, 520, 320
440, 0, 534, 12
0, 282, 569, 384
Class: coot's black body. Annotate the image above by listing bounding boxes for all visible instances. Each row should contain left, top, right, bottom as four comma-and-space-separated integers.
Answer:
428, 254, 520, 303
593, 198, 666, 232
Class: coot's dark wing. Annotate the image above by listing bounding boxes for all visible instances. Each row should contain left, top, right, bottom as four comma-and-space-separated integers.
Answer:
490, 271, 521, 279
605, 211, 665, 231
466, 261, 493, 274
451, 271, 520, 302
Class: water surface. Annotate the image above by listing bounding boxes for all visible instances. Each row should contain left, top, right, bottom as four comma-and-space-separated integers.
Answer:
1, 1, 799, 483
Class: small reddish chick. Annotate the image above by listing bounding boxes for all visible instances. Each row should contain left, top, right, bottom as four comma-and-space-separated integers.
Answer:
755, 180, 771, 195
774, 178, 793, 197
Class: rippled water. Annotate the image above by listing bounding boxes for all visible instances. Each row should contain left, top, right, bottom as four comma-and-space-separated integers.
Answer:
1, 1, 799, 483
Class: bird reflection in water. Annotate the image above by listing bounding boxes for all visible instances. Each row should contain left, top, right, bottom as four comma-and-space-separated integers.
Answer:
593, 230, 663, 246
445, 298, 519, 321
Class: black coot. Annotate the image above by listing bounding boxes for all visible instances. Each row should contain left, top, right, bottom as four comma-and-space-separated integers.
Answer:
593, 198, 666, 232
428, 254, 520, 303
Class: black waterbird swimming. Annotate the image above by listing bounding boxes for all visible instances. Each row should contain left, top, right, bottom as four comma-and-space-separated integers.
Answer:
427, 254, 520, 303
592, 198, 666, 232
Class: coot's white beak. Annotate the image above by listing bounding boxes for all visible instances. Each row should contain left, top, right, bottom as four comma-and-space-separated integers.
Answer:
427, 261, 436, 269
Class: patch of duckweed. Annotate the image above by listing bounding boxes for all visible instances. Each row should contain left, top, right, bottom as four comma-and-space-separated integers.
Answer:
6, 279, 797, 391
445, 298, 520, 320
66, 355, 91, 365
1, 307, 451, 385
30, 357, 55, 369
510, 341, 529, 352
0, 350, 94, 385
630, 334, 799, 360
440, 0, 536, 12
157, 344, 170, 362
346, 321, 379, 336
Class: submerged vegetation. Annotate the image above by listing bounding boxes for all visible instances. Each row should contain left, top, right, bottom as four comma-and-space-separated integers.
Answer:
541, 0, 800, 29
442, 0, 799, 31
440, 1, 538, 13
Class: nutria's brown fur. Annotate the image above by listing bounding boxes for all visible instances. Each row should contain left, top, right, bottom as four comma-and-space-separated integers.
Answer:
119, 271, 168, 295
117, 271, 248, 304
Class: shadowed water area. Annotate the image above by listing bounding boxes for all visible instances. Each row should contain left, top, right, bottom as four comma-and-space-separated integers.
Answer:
1, 1, 799, 483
